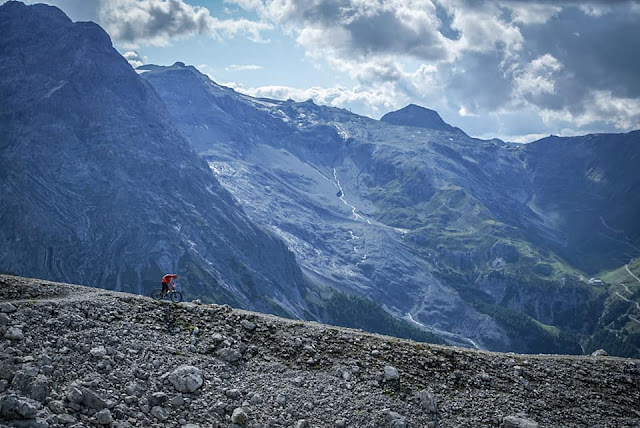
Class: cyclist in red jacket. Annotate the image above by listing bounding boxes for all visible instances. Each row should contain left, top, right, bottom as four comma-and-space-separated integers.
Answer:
161, 274, 178, 297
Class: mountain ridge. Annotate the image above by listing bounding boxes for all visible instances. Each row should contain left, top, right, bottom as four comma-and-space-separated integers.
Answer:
142, 61, 640, 356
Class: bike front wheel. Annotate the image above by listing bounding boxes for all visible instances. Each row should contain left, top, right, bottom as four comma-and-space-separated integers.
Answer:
170, 291, 183, 303
151, 289, 163, 300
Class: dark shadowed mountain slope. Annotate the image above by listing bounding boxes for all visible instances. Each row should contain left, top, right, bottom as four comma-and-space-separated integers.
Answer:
521, 131, 640, 273
0, 1, 312, 317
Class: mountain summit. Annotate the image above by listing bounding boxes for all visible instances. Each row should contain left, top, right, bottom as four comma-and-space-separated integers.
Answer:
380, 104, 462, 134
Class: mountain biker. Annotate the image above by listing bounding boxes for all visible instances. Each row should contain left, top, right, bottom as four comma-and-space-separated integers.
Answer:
161, 273, 178, 297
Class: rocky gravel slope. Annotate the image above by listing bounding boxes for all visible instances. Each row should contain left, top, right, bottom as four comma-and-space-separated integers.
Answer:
0, 275, 638, 428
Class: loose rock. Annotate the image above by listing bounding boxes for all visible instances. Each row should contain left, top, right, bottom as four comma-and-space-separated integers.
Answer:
384, 365, 400, 381
150, 406, 170, 421
4, 327, 24, 341
95, 408, 113, 425
0, 302, 17, 313
503, 415, 539, 428
232, 407, 248, 425
0, 394, 39, 419
168, 366, 203, 393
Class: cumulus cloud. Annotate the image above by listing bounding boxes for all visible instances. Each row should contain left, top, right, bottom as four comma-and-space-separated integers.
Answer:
228, 81, 409, 117
513, 54, 563, 103
98, 0, 273, 46
263, 0, 455, 62
122, 50, 145, 68
26, 0, 640, 140
230, 0, 640, 138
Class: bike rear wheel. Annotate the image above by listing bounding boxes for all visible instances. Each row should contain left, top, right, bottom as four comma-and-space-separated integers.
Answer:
151, 289, 163, 300
170, 291, 183, 303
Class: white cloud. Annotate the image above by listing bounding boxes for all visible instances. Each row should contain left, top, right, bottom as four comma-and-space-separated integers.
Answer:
539, 90, 640, 130
579, 4, 613, 17
261, 0, 455, 63
509, 3, 562, 25
228, 81, 408, 117
513, 54, 563, 100
98, 0, 273, 46
226, 64, 263, 72
122, 50, 145, 68
223, 0, 640, 139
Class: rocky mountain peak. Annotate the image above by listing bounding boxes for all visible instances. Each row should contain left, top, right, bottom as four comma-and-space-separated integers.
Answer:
380, 104, 461, 134
0, 1, 70, 25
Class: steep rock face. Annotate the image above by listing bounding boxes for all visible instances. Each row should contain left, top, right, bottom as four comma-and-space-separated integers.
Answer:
0, 2, 312, 317
1, 276, 639, 428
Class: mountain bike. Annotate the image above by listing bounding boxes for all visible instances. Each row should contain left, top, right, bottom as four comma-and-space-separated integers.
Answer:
151, 285, 183, 303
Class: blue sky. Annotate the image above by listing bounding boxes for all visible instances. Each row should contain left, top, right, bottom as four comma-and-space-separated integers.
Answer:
8, 0, 640, 142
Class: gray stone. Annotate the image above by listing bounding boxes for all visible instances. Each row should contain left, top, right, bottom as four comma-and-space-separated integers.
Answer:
57, 414, 77, 425
241, 320, 256, 331
96, 408, 113, 425
503, 416, 539, 428
82, 388, 108, 410
48, 400, 65, 414
150, 406, 169, 421
148, 392, 168, 408
276, 394, 287, 405
335, 419, 346, 427
416, 389, 437, 414
168, 365, 203, 393
249, 394, 263, 405
591, 349, 608, 357
4, 327, 24, 340
0, 313, 10, 325
0, 394, 40, 419
225, 389, 242, 399
0, 302, 17, 313
169, 395, 184, 407
384, 365, 399, 381
90, 346, 107, 358
386, 411, 407, 428
232, 407, 248, 425
66, 386, 84, 404
295, 419, 309, 428
291, 376, 304, 387
27, 375, 49, 403
216, 347, 242, 362
0, 361, 17, 381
